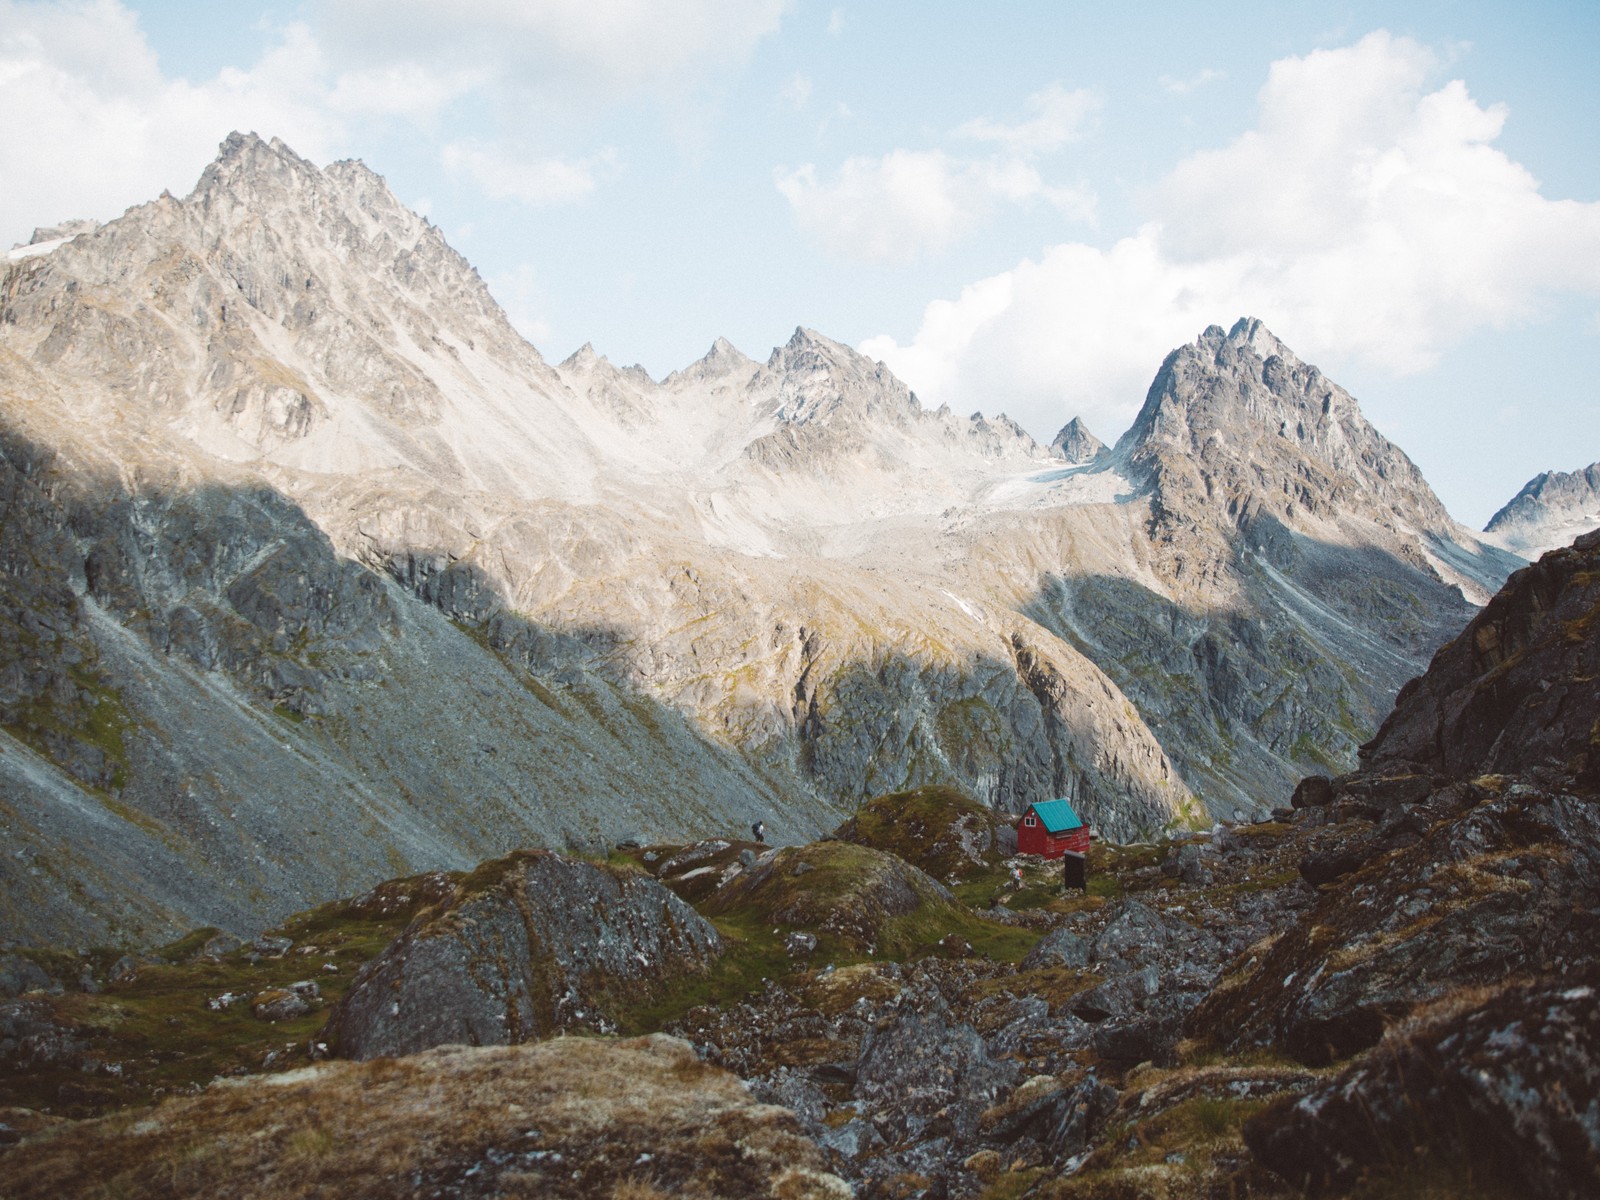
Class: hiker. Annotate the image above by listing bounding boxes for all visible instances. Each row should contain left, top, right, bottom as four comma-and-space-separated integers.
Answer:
751, 820, 766, 844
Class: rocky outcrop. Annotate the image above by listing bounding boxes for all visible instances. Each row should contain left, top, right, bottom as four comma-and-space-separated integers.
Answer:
1245, 975, 1600, 1198
702, 842, 969, 956
1190, 776, 1600, 1064
324, 851, 722, 1060
1362, 529, 1600, 785
0, 1035, 852, 1199
830, 784, 1008, 883
1486, 461, 1600, 557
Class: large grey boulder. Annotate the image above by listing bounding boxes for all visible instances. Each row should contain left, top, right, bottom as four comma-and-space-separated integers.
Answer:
324, 850, 722, 1060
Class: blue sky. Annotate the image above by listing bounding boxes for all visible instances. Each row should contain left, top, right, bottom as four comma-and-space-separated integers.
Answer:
2, 1, 1597, 527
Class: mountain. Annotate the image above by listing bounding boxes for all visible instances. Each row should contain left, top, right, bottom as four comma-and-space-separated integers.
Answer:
0, 134, 1520, 945
1049, 417, 1105, 464
1484, 461, 1600, 556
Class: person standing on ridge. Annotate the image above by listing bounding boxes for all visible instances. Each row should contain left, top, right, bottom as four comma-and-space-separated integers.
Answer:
752, 820, 766, 844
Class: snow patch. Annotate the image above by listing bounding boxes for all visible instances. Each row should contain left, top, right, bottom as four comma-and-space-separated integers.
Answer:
5, 236, 74, 262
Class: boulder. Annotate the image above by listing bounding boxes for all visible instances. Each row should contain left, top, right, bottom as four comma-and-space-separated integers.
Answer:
324, 850, 722, 1060
785, 932, 818, 958
0, 955, 58, 999
1090, 899, 1219, 974
251, 989, 310, 1022
1021, 928, 1089, 971
1290, 775, 1334, 808
978, 1074, 1118, 1160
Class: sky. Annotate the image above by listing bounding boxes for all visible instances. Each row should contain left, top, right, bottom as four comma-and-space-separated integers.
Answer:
1, 1, 1597, 528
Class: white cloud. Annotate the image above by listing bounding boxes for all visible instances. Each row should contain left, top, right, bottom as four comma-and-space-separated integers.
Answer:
953, 82, 1100, 156
442, 142, 618, 205
827, 7, 844, 36
778, 80, 1097, 263
1159, 68, 1225, 95
776, 149, 1092, 264
0, 2, 346, 245
310, 0, 790, 103
864, 31, 1600, 443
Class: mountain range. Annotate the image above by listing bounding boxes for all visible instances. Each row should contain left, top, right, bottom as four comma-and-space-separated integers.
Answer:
0, 133, 1537, 945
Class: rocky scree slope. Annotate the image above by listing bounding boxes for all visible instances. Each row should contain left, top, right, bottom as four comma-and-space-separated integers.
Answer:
1484, 461, 1600, 557
0, 133, 1518, 946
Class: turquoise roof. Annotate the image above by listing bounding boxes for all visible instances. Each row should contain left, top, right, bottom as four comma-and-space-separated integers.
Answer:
1029, 799, 1084, 834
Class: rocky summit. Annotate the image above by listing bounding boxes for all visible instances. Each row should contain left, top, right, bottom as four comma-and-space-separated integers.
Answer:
1484, 461, 1600, 557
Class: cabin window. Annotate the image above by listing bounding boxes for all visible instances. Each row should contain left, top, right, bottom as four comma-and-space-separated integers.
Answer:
1024, 815, 1036, 827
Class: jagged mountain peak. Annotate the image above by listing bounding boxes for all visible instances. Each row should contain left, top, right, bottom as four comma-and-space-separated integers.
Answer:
561, 342, 605, 371
1120, 318, 1437, 516
662, 336, 759, 392
1484, 462, 1600, 556
1050, 417, 1106, 464
1111, 318, 1518, 601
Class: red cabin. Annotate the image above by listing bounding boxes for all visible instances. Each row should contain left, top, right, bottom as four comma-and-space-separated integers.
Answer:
1017, 799, 1091, 859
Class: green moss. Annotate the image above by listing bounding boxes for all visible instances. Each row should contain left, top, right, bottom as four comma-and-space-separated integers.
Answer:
835, 783, 1005, 882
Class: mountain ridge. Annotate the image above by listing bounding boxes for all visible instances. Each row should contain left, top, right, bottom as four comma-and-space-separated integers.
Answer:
0, 132, 1522, 944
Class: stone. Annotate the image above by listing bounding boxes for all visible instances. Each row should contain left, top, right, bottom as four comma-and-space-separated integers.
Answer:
251, 935, 293, 957
0, 955, 58, 999
1021, 928, 1089, 971
1290, 775, 1334, 808
854, 999, 1018, 1142
251, 989, 310, 1021
785, 932, 818, 958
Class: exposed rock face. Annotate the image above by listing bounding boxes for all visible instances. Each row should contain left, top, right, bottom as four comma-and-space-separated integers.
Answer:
1245, 976, 1600, 1198
1191, 776, 1600, 1064
0, 1035, 852, 1199
1049, 416, 1105, 464
855, 998, 1019, 1143
324, 851, 722, 1060
1362, 529, 1600, 784
1486, 461, 1600, 557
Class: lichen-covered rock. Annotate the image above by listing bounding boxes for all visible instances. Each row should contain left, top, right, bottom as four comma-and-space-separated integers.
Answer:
1192, 779, 1600, 1065
1090, 898, 1220, 974
832, 784, 1008, 882
1245, 976, 1600, 1198
324, 850, 722, 1060
1022, 927, 1088, 970
250, 989, 310, 1022
702, 841, 967, 955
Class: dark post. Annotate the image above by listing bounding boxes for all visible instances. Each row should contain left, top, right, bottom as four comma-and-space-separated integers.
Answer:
1062, 851, 1087, 892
